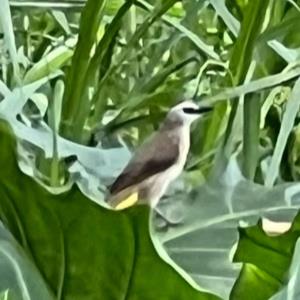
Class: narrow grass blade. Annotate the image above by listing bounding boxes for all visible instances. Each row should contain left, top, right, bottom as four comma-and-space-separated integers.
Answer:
209, 0, 270, 179
0, 81, 11, 98
91, 0, 180, 120
136, 0, 219, 60
268, 40, 300, 63
49, 80, 64, 187
9, 1, 85, 9
257, 16, 300, 46
52, 10, 71, 34
24, 45, 73, 84
265, 77, 300, 187
0, 0, 20, 82
202, 66, 300, 104
209, 0, 240, 37
77, 1, 134, 134
131, 57, 197, 95
61, 0, 107, 141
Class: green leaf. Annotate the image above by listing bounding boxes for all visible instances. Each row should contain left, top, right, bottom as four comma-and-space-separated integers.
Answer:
270, 239, 300, 300
208, 0, 240, 37
76, 0, 134, 138
61, 0, 107, 142
265, 77, 300, 187
124, 57, 197, 111
136, 0, 219, 60
0, 290, 9, 300
52, 10, 71, 34
257, 16, 300, 47
0, 79, 130, 201
153, 158, 300, 299
0, 0, 20, 82
0, 74, 60, 118
232, 0, 269, 179
0, 121, 217, 300
268, 40, 300, 63
203, 0, 270, 178
230, 216, 300, 300
230, 264, 282, 300
9, 1, 85, 9
202, 65, 300, 103
0, 222, 54, 300
24, 45, 73, 84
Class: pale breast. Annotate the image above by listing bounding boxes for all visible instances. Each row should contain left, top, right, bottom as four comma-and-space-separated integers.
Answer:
140, 125, 191, 207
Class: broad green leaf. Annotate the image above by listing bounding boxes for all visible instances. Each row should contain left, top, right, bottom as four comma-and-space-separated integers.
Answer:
0, 121, 217, 300
231, 265, 282, 300
4, 1, 300, 299
0, 79, 129, 202
0, 223, 54, 300
230, 216, 300, 300
153, 158, 300, 299
270, 239, 300, 300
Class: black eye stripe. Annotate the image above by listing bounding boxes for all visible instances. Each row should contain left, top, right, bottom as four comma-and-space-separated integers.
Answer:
183, 108, 200, 114
183, 107, 213, 114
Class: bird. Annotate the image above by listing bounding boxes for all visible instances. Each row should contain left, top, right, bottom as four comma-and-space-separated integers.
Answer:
107, 100, 212, 210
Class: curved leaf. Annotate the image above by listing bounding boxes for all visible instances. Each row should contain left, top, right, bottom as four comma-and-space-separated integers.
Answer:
230, 216, 300, 300
0, 224, 54, 300
24, 45, 73, 84
265, 77, 300, 187
0, 121, 218, 300
270, 239, 300, 300
153, 158, 300, 299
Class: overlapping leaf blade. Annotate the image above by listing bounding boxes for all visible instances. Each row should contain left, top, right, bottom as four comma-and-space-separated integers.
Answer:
153, 158, 300, 299
0, 122, 218, 300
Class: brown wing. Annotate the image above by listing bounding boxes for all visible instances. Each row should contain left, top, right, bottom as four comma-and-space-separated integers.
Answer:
110, 130, 179, 195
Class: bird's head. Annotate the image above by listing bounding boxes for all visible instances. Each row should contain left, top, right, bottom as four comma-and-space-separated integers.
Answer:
167, 100, 213, 125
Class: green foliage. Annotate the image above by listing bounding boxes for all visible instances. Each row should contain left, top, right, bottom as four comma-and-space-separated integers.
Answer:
61, 0, 108, 142
2, 0, 300, 299
0, 122, 218, 299
231, 217, 300, 299
153, 156, 300, 299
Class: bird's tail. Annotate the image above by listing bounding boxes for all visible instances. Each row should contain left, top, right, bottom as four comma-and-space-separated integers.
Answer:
107, 187, 139, 210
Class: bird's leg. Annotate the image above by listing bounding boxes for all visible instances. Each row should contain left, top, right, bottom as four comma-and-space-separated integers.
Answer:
153, 207, 184, 229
